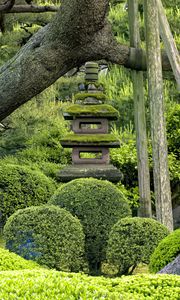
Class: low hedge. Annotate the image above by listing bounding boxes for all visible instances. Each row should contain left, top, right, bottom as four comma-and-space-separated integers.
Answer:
0, 270, 179, 299
0, 164, 56, 226
0, 247, 41, 271
149, 228, 180, 273
4, 205, 85, 272
106, 217, 169, 275
49, 178, 131, 274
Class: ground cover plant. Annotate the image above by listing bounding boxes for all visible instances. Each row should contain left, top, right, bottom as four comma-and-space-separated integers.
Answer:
4, 205, 85, 272
0, 269, 179, 299
0, 248, 41, 271
49, 178, 131, 274
106, 217, 169, 275
149, 228, 180, 273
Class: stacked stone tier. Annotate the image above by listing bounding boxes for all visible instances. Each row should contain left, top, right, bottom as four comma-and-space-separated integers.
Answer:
63, 104, 119, 121
60, 134, 120, 148
57, 164, 123, 183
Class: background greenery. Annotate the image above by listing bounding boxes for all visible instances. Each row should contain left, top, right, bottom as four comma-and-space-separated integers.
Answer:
0, 0, 179, 217
0, 1, 179, 297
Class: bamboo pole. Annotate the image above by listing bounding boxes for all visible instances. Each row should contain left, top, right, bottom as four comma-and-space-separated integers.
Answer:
127, 0, 152, 217
157, 0, 180, 91
144, 0, 173, 231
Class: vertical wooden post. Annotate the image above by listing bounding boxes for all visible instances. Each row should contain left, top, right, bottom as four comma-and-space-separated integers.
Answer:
157, 0, 180, 91
144, 0, 173, 231
128, 0, 152, 217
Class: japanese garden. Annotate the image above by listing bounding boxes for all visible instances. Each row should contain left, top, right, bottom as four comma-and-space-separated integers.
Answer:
0, 0, 179, 299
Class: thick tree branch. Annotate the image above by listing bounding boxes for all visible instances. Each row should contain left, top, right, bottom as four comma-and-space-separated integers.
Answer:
0, 0, 174, 121
0, 0, 15, 12
5, 5, 58, 13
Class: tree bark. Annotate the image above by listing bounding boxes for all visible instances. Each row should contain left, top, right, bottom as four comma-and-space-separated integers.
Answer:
0, 0, 175, 121
0, 0, 15, 12
128, 0, 151, 218
4, 5, 59, 13
124, 0, 180, 81
157, 0, 180, 91
144, 0, 173, 231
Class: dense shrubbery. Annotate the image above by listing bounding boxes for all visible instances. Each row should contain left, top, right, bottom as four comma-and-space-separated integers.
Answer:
49, 178, 131, 274
0, 270, 179, 299
149, 229, 180, 273
0, 164, 56, 226
4, 205, 85, 272
0, 98, 71, 165
166, 102, 180, 158
106, 217, 169, 275
0, 248, 41, 271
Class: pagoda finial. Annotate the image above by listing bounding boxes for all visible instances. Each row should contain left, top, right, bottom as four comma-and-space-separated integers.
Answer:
85, 62, 99, 82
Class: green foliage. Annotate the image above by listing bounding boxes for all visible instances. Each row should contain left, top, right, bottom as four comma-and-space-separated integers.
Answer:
4, 205, 85, 272
0, 247, 41, 271
168, 153, 180, 187
109, 3, 130, 44
0, 1, 58, 65
0, 270, 180, 299
110, 125, 139, 204
49, 178, 131, 274
166, 102, 180, 157
100, 65, 134, 129
149, 229, 180, 273
0, 96, 71, 165
0, 163, 56, 226
107, 217, 169, 275
0, 155, 63, 181
0, 28, 22, 65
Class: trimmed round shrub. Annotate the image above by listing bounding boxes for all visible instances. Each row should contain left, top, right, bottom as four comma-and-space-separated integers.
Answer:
149, 229, 180, 273
0, 164, 56, 226
0, 247, 41, 271
3, 205, 85, 272
106, 217, 169, 275
49, 178, 131, 274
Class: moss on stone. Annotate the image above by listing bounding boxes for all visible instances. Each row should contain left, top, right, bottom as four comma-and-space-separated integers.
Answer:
74, 92, 106, 101
60, 134, 120, 147
64, 104, 119, 120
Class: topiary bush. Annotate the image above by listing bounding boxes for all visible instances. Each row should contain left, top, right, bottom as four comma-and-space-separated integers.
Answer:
3, 205, 85, 272
106, 217, 169, 275
49, 178, 131, 274
149, 228, 180, 273
0, 164, 56, 227
0, 247, 41, 271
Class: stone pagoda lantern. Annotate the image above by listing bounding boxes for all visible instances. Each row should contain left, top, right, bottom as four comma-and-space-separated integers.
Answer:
57, 62, 122, 182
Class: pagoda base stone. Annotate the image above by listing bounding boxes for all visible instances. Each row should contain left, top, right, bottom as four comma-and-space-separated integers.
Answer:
56, 164, 123, 183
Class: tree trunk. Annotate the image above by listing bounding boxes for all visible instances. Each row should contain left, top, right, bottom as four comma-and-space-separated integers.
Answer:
0, 0, 174, 121
144, 0, 173, 231
128, 0, 151, 217
157, 0, 180, 91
